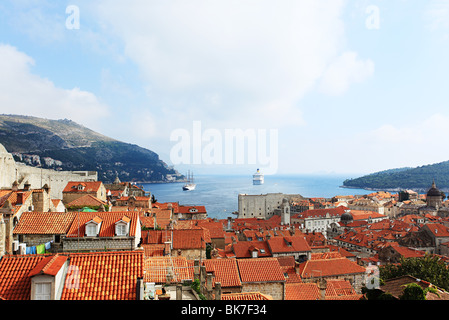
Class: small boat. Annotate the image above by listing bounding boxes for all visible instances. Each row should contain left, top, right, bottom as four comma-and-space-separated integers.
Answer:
183, 170, 196, 191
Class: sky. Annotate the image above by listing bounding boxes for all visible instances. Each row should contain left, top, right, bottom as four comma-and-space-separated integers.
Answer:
1, 0, 449, 177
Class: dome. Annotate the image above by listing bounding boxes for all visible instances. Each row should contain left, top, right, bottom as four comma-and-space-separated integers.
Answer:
340, 210, 353, 224
427, 180, 441, 197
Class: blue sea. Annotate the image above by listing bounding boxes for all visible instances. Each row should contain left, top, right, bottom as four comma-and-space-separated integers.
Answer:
141, 174, 369, 220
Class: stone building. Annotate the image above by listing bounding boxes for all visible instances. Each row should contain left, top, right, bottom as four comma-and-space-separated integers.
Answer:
13, 211, 77, 253
236, 258, 286, 300
298, 257, 366, 294
237, 193, 303, 220
0, 143, 97, 199
62, 211, 141, 252
62, 181, 107, 204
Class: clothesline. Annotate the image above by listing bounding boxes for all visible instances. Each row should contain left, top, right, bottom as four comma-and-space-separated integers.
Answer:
24, 240, 53, 254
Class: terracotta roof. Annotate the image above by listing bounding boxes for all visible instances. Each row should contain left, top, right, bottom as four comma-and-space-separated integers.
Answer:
267, 236, 311, 254
232, 241, 272, 258
203, 259, 242, 288
285, 283, 320, 300
141, 244, 165, 257
66, 194, 107, 208
13, 212, 77, 235
143, 256, 191, 284
425, 223, 449, 237
292, 206, 348, 220
0, 255, 50, 300
65, 211, 138, 238
300, 258, 366, 279
172, 229, 211, 249
61, 251, 143, 300
63, 181, 103, 193
237, 258, 285, 283
28, 255, 68, 277
221, 292, 273, 300
178, 205, 207, 214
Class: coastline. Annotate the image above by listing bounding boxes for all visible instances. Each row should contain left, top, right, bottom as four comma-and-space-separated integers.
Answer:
340, 185, 448, 194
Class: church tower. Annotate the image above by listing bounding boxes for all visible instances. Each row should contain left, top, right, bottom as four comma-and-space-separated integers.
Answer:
426, 180, 443, 209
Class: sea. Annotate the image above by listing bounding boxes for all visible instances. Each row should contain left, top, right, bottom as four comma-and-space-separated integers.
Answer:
140, 174, 369, 220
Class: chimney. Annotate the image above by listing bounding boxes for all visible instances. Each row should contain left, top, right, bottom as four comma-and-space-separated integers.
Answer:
227, 217, 232, 231
318, 278, 327, 300
12, 181, 18, 192
215, 282, 222, 300
194, 259, 200, 281
206, 273, 213, 300
164, 241, 172, 256
176, 283, 183, 300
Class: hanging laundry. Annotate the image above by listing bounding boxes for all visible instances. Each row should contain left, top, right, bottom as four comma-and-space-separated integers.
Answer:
28, 246, 36, 254
44, 241, 51, 250
36, 243, 45, 254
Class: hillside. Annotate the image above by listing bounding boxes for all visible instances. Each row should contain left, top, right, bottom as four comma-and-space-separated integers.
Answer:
0, 114, 184, 183
342, 162, 449, 192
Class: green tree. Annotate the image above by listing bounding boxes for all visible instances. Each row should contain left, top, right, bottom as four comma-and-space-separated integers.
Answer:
380, 254, 449, 291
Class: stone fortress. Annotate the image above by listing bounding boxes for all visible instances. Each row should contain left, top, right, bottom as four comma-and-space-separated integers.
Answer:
0, 143, 97, 199
237, 193, 303, 224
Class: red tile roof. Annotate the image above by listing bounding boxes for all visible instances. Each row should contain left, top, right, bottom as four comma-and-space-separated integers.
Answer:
63, 181, 104, 193
425, 223, 449, 237
285, 283, 320, 300
221, 292, 273, 300
203, 259, 242, 288
61, 251, 143, 300
0, 255, 50, 300
178, 205, 207, 214
143, 256, 191, 284
65, 211, 138, 238
267, 236, 311, 254
232, 241, 272, 258
13, 212, 77, 235
66, 194, 107, 208
237, 258, 285, 283
292, 206, 348, 219
28, 255, 68, 277
299, 258, 366, 279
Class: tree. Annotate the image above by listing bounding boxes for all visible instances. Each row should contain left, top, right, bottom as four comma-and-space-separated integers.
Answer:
380, 254, 449, 291
400, 283, 440, 300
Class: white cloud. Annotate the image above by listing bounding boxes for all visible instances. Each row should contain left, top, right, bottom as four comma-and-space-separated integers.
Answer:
426, 0, 449, 31
0, 44, 109, 128
319, 51, 375, 95
88, 0, 373, 131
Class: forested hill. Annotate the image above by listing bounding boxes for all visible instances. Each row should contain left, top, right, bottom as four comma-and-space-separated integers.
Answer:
0, 114, 184, 183
342, 162, 449, 192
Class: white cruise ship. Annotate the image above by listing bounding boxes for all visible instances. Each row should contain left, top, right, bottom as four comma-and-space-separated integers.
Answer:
182, 170, 196, 191
253, 168, 264, 185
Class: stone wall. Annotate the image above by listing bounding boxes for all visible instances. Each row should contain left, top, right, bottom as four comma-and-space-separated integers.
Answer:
241, 282, 284, 300
63, 236, 138, 252
0, 143, 97, 199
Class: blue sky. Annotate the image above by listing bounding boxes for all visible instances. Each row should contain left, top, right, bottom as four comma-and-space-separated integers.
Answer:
1, 0, 449, 176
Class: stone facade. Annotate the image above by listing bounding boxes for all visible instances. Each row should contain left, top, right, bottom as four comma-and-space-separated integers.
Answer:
63, 236, 140, 252
241, 282, 284, 300
0, 143, 97, 199
238, 193, 301, 220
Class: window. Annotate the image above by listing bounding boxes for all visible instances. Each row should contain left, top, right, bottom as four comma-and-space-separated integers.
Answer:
54, 235, 61, 243
116, 224, 127, 236
35, 282, 51, 300
86, 224, 97, 237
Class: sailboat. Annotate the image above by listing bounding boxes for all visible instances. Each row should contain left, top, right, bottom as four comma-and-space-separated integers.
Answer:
182, 170, 196, 191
